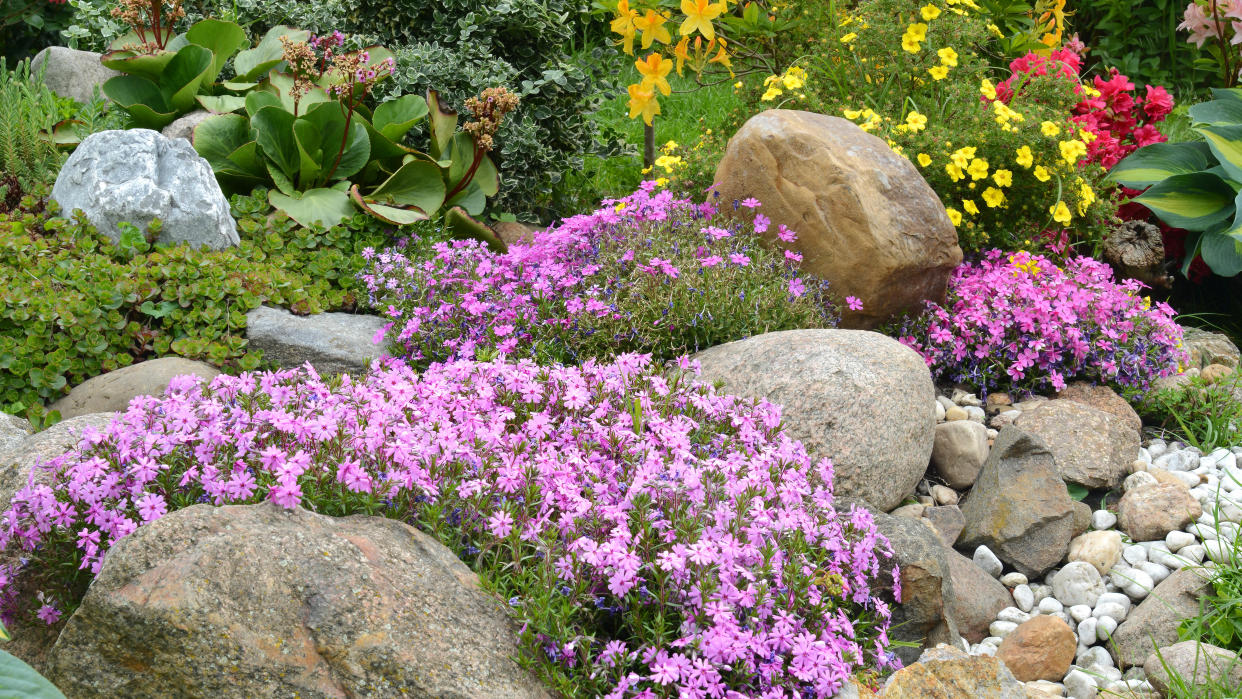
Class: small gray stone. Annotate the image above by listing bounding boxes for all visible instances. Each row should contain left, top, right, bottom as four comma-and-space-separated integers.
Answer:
974, 545, 1003, 578
1053, 562, 1107, 608
161, 109, 213, 144
246, 306, 389, 377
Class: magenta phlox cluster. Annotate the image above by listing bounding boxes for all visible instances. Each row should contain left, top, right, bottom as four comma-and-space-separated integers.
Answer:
361, 183, 836, 367
899, 250, 1186, 394
0, 356, 896, 697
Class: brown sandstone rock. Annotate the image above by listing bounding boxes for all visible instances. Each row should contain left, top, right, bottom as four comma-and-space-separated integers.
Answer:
1014, 399, 1140, 489
49, 357, 219, 419
1112, 568, 1212, 668
880, 644, 1029, 698
1118, 482, 1203, 543
995, 615, 1077, 682
1055, 382, 1142, 434
946, 549, 1012, 643
712, 109, 962, 328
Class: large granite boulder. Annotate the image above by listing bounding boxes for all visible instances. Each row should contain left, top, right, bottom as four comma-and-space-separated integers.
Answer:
1014, 399, 1139, 489
51, 129, 239, 251
1118, 481, 1203, 543
30, 47, 119, 104
872, 511, 962, 665
1054, 382, 1142, 435
47, 503, 550, 698
958, 428, 1078, 578
1112, 568, 1212, 668
246, 306, 389, 376
712, 109, 962, 328
692, 329, 935, 511
0, 413, 32, 454
49, 358, 220, 419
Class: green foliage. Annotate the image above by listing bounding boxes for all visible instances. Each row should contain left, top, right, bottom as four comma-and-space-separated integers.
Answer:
1075, 0, 1214, 94
1, 0, 75, 62
350, 0, 619, 219
0, 620, 65, 699
1137, 369, 1242, 451
0, 187, 397, 420
1113, 90, 1242, 277
0, 59, 73, 188
101, 19, 249, 130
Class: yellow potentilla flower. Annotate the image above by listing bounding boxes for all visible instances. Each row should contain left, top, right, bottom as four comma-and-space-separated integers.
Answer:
993, 169, 1013, 187
902, 36, 922, 53
922, 4, 942, 20
950, 146, 976, 169
918, 153, 932, 167
1034, 165, 1051, 182
967, 158, 989, 180
1078, 181, 1096, 214
1015, 145, 1034, 168
1080, 130, 1098, 144
945, 162, 965, 181
937, 47, 958, 67
761, 86, 783, 101
983, 187, 1005, 207
946, 207, 962, 225
840, 32, 857, 43
906, 111, 928, 132
980, 79, 996, 100
1059, 139, 1086, 166
1049, 201, 1072, 224
1041, 120, 1061, 137
987, 22, 1003, 37
782, 66, 807, 89
928, 65, 949, 80
906, 22, 928, 40
963, 199, 979, 215
843, 108, 863, 119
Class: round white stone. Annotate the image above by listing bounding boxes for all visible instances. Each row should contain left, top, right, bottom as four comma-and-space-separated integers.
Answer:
1095, 615, 1118, 641
1069, 604, 1093, 623
989, 620, 1017, 638
1000, 572, 1028, 587
1053, 561, 1107, 607
997, 606, 1030, 625
1077, 617, 1098, 647
973, 545, 1003, 578
1092, 509, 1117, 530
1013, 584, 1035, 612
1039, 597, 1065, 614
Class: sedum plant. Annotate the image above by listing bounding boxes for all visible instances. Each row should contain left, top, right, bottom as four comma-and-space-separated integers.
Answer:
1111, 89, 1242, 277
193, 29, 517, 236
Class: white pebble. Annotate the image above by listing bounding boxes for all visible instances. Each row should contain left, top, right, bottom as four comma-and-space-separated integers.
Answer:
1165, 530, 1196, 552
1031, 583, 1052, 604
973, 545, 1003, 578
1093, 593, 1131, 621
1120, 568, 1156, 600
1079, 646, 1114, 669
1096, 615, 1118, 642
1077, 617, 1098, 647
1146, 441, 1167, 458
1000, 572, 1028, 587
965, 405, 986, 422
1014, 584, 1035, 612
934, 401, 946, 422
1039, 597, 1065, 614
1064, 667, 1099, 699
1179, 544, 1206, 565
1205, 539, 1235, 564
1069, 604, 1092, 623
1092, 509, 1117, 530
997, 606, 1030, 624
1135, 560, 1170, 585
989, 620, 1018, 638
1122, 545, 1147, 565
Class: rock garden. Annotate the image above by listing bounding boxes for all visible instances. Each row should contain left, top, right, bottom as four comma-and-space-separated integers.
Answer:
4, 0, 1242, 697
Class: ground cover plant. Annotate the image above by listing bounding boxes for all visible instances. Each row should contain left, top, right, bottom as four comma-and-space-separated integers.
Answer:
0, 356, 900, 697
1139, 368, 1242, 451
0, 188, 398, 420
897, 249, 1186, 395
364, 183, 849, 368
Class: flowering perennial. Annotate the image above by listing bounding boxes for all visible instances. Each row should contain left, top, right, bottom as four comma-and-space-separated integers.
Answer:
899, 250, 1186, 394
362, 184, 840, 367
0, 357, 898, 697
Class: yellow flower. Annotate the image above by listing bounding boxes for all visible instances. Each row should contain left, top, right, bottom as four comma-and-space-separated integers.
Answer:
921, 4, 942, 20
918, 152, 932, 167
843, 108, 863, 119
950, 146, 976, 168
611, 0, 640, 54
987, 22, 1003, 37
654, 154, 683, 172
1078, 180, 1096, 214
946, 207, 962, 225
840, 32, 857, 43
967, 157, 989, 180
1034, 165, 1051, 182
963, 199, 979, 215
979, 78, 996, 100
1059, 139, 1086, 166
902, 36, 922, 53
679, 0, 723, 40
636, 53, 673, 96
761, 86, 783, 101
627, 82, 660, 125
982, 187, 1005, 208
1040, 120, 1061, 137
937, 47, 958, 67
1015, 145, 1034, 168
782, 66, 807, 90
634, 9, 673, 49
993, 169, 1013, 187
655, 177, 669, 187
906, 111, 928, 132
674, 35, 690, 75
906, 22, 928, 40
1049, 200, 1072, 224
928, 65, 949, 80
945, 162, 965, 181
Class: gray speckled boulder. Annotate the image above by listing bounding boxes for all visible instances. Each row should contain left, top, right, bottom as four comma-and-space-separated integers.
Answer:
30, 47, 119, 104
246, 305, 388, 376
47, 503, 551, 699
958, 427, 1077, 578
51, 129, 238, 250
1112, 568, 1212, 668
1014, 399, 1138, 490
0, 413, 32, 454
692, 329, 935, 512
50, 358, 220, 419
0, 413, 116, 512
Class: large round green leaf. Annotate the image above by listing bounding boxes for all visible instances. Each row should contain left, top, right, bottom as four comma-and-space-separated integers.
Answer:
368, 158, 446, 213
294, 103, 371, 185
1109, 142, 1214, 189
1134, 172, 1237, 232
252, 105, 300, 182
196, 94, 246, 114
102, 75, 177, 129
185, 19, 247, 85
373, 94, 428, 141
426, 89, 458, 161
350, 185, 430, 225
161, 43, 214, 114
269, 187, 354, 229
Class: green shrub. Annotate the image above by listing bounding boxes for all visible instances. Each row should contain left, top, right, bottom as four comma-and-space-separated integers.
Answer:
0, 188, 402, 419
0, 59, 73, 188
1137, 368, 1242, 451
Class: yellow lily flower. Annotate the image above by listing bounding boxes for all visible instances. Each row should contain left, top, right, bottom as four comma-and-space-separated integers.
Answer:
636, 53, 673, 96
634, 9, 673, 50
681, 0, 723, 40
628, 82, 660, 125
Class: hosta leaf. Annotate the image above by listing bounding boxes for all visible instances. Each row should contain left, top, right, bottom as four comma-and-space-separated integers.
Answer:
1134, 172, 1237, 232
1190, 99, 1242, 126
1109, 142, 1214, 189
0, 649, 66, 699
1196, 123, 1242, 182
